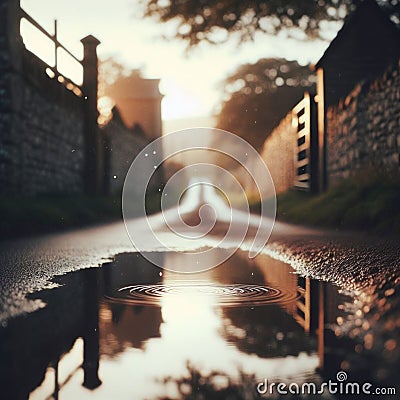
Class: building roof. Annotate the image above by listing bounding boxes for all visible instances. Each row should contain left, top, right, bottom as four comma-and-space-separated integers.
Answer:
315, 0, 400, 106
108, 70, 163, 100
316, 0, 400, 69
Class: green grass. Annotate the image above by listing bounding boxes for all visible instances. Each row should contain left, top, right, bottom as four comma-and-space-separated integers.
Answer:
258, 171, 400, 235
0, 192, 162, 240
2, 172, 398, 240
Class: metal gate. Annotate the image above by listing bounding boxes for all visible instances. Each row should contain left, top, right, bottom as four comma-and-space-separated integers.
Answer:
292, 92, 319, 193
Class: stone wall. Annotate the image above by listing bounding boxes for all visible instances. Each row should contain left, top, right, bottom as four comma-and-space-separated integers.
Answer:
260, 113, 297, 194
0, 0, 15, 190
326, 59, 400, 185
0, 50, 86, 194
0, 0, 102, 195
102, 109, 151, 195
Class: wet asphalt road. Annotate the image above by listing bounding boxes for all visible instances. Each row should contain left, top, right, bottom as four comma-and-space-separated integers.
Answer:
0, 217, 398, 323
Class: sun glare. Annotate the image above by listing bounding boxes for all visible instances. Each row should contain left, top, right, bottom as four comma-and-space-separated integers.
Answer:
160, 80, 204, 120
20, 0, 331, 124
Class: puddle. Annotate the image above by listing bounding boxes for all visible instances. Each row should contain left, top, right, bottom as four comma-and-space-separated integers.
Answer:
108, 283, 298, 307
0, 251, 398, 399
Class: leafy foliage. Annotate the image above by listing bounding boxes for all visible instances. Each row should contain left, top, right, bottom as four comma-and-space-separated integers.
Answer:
138, 0, 353, 45
98, 57, 131, 98
138, 1, 400, 47
216, 58, 315, 150
98, 58, 146, 125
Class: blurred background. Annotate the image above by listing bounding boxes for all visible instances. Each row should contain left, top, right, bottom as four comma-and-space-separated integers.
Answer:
0, 0, 399, 238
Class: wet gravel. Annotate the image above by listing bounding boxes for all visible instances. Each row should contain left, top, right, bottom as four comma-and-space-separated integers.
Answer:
0, 220, 399, 323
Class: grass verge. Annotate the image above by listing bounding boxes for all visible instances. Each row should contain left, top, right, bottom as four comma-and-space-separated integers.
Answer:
0, 192, 162, 241
257, 172, 400, 235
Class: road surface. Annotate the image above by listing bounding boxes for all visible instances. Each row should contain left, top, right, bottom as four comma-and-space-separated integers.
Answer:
0, 213, 398, 322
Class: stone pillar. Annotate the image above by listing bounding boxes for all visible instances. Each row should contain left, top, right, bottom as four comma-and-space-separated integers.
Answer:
81, 35, 101, 194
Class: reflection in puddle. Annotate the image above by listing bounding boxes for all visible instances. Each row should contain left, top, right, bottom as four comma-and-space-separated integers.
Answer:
108, 283, 297, 307
0, 251, 398, 399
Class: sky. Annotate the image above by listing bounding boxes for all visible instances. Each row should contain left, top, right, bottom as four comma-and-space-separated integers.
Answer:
20, 0, 340, 126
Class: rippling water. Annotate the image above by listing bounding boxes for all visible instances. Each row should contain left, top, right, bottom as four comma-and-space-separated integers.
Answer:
107, 283, 299, 307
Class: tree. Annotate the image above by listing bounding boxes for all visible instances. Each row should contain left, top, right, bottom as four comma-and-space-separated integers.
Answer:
138, 0, 352, 46
97, 57, 131, 125
138, 0, 399, 46
215, 58, 315, 151
98, 57, 131, 98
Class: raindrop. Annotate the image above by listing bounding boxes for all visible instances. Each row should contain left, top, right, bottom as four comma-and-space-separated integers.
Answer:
159, 272, 163, 277
145, 153, 148, 157
355, 344, 363, 353
340, 361, 350, 370
154, 165, 157, 169
113, 175, 117, 179
385, 288, 395, 297
385, 339, 396, 351
153, 151, 157, 155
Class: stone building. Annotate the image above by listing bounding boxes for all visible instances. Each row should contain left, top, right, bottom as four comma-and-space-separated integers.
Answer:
102, 72, 164, 195
102, 108, 151, 195
107, 70, 163, 141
